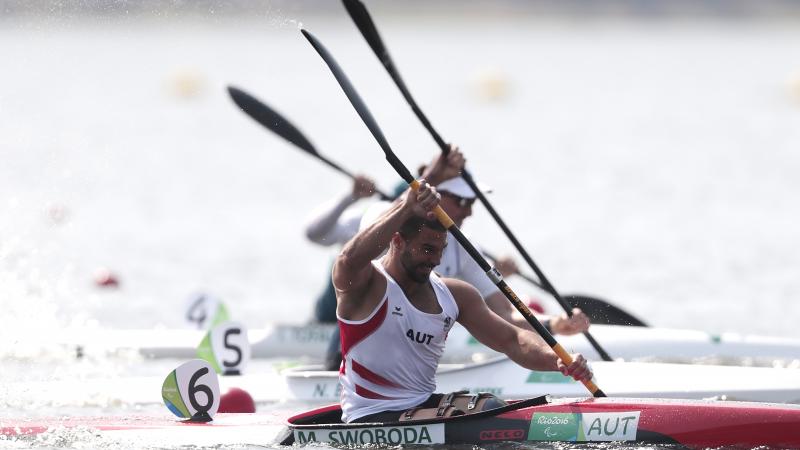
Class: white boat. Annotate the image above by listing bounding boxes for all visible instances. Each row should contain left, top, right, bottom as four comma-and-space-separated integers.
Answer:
55, 324, 335, 360
59, 323, 800, 366
284, 356, 800, 404
6, 358, 800, 407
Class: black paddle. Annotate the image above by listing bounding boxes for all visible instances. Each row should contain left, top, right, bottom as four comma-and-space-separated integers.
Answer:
302, 28, 605, 397
342, 0, 615, 361
228, 85, 646, 328
563, 294, 647, 328
227, 85, 393, 201
481, 250, 647, 327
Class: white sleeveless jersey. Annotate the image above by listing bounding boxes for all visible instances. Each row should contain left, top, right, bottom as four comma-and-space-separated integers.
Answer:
338, 261, 460, 423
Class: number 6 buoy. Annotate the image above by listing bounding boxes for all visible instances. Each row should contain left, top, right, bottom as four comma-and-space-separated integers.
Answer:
162, 359, 221, 422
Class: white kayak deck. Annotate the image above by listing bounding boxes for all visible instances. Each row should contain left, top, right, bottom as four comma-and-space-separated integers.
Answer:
284, 356, 800, 403
45, 323, 800, 366
5, 357, 800, 407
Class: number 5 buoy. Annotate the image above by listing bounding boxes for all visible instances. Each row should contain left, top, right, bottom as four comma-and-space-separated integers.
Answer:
196, 321, 250, 376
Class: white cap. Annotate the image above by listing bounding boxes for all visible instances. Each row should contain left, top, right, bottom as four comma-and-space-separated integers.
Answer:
436, 177, 492, 199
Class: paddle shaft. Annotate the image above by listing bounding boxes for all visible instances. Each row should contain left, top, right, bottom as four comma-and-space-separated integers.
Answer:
462, 170, 614, 360
307, 153, 396, 203
233, 83, 635, 329
232, 85, 635, 329
418, 187, 605, 396
343, 0, 613, 361
482, 249, 647, 328
302, 28, 604, 397
227, 86, 393, 201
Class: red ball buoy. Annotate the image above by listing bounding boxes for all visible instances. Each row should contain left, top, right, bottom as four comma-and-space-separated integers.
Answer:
218, 387, 256, 413
527, 298, 545, 314
93, 267, 120, 288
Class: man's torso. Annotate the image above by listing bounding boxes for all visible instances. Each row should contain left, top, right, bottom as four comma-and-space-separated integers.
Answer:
338, 262, 459, 422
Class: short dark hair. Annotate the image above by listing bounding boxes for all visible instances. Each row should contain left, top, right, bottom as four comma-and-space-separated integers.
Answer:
398, 215, 446, 239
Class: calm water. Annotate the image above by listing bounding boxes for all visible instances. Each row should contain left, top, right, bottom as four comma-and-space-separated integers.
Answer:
2, 6, 800, 449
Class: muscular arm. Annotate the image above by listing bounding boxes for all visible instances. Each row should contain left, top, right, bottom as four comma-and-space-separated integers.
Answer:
484, 292, 530, 328
456, 246, 558, 333
332, 200, 409, 320
449, 279, 593, 382
459, 246, 589, 336
447, 279, 560, 372
333, 182, 439, 320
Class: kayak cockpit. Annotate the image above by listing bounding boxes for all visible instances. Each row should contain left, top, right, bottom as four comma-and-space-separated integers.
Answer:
277, 395, 551, 445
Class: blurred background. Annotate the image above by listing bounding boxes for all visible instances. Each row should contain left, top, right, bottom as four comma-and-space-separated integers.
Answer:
2, 0, 800, 358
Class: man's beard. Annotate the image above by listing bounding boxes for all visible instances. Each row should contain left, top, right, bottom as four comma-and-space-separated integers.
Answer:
400, 249, 434, 283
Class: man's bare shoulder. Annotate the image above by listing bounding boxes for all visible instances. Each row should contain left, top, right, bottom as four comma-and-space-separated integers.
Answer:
336, 264, 389, 321
441, 277, 483, 303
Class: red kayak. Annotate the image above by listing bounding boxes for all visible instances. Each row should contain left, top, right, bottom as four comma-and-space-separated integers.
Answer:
280, 395, 800, 447
4, 396, 797, 447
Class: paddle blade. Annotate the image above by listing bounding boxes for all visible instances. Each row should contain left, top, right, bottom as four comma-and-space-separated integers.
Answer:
342, 0, 391, 68
227, 85, 318, 156
343, 0, 448, 152
301, 28, 414, 184
564, 294, 648, 327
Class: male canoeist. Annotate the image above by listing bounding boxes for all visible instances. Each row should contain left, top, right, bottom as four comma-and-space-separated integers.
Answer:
323, 148, 591, 369
361, 147, 591, 336
306, 153, 481, 370
305, 149, 475, 325
332, 181, 592, 423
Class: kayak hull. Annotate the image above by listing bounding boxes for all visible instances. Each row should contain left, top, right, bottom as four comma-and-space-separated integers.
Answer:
282, 396, 800, 448
5, 397, 798, 448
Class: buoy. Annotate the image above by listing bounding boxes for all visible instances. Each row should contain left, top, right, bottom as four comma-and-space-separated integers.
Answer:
93, 267, 120, 288
527, 298, 545, 314
473, 68, 511, 102
166, 68, 206, 99
45, 203, 69, 225
218, 387, 255, 413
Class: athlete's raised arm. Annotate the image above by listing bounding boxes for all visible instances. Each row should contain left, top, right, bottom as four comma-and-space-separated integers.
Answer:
333, 181, 440, 319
